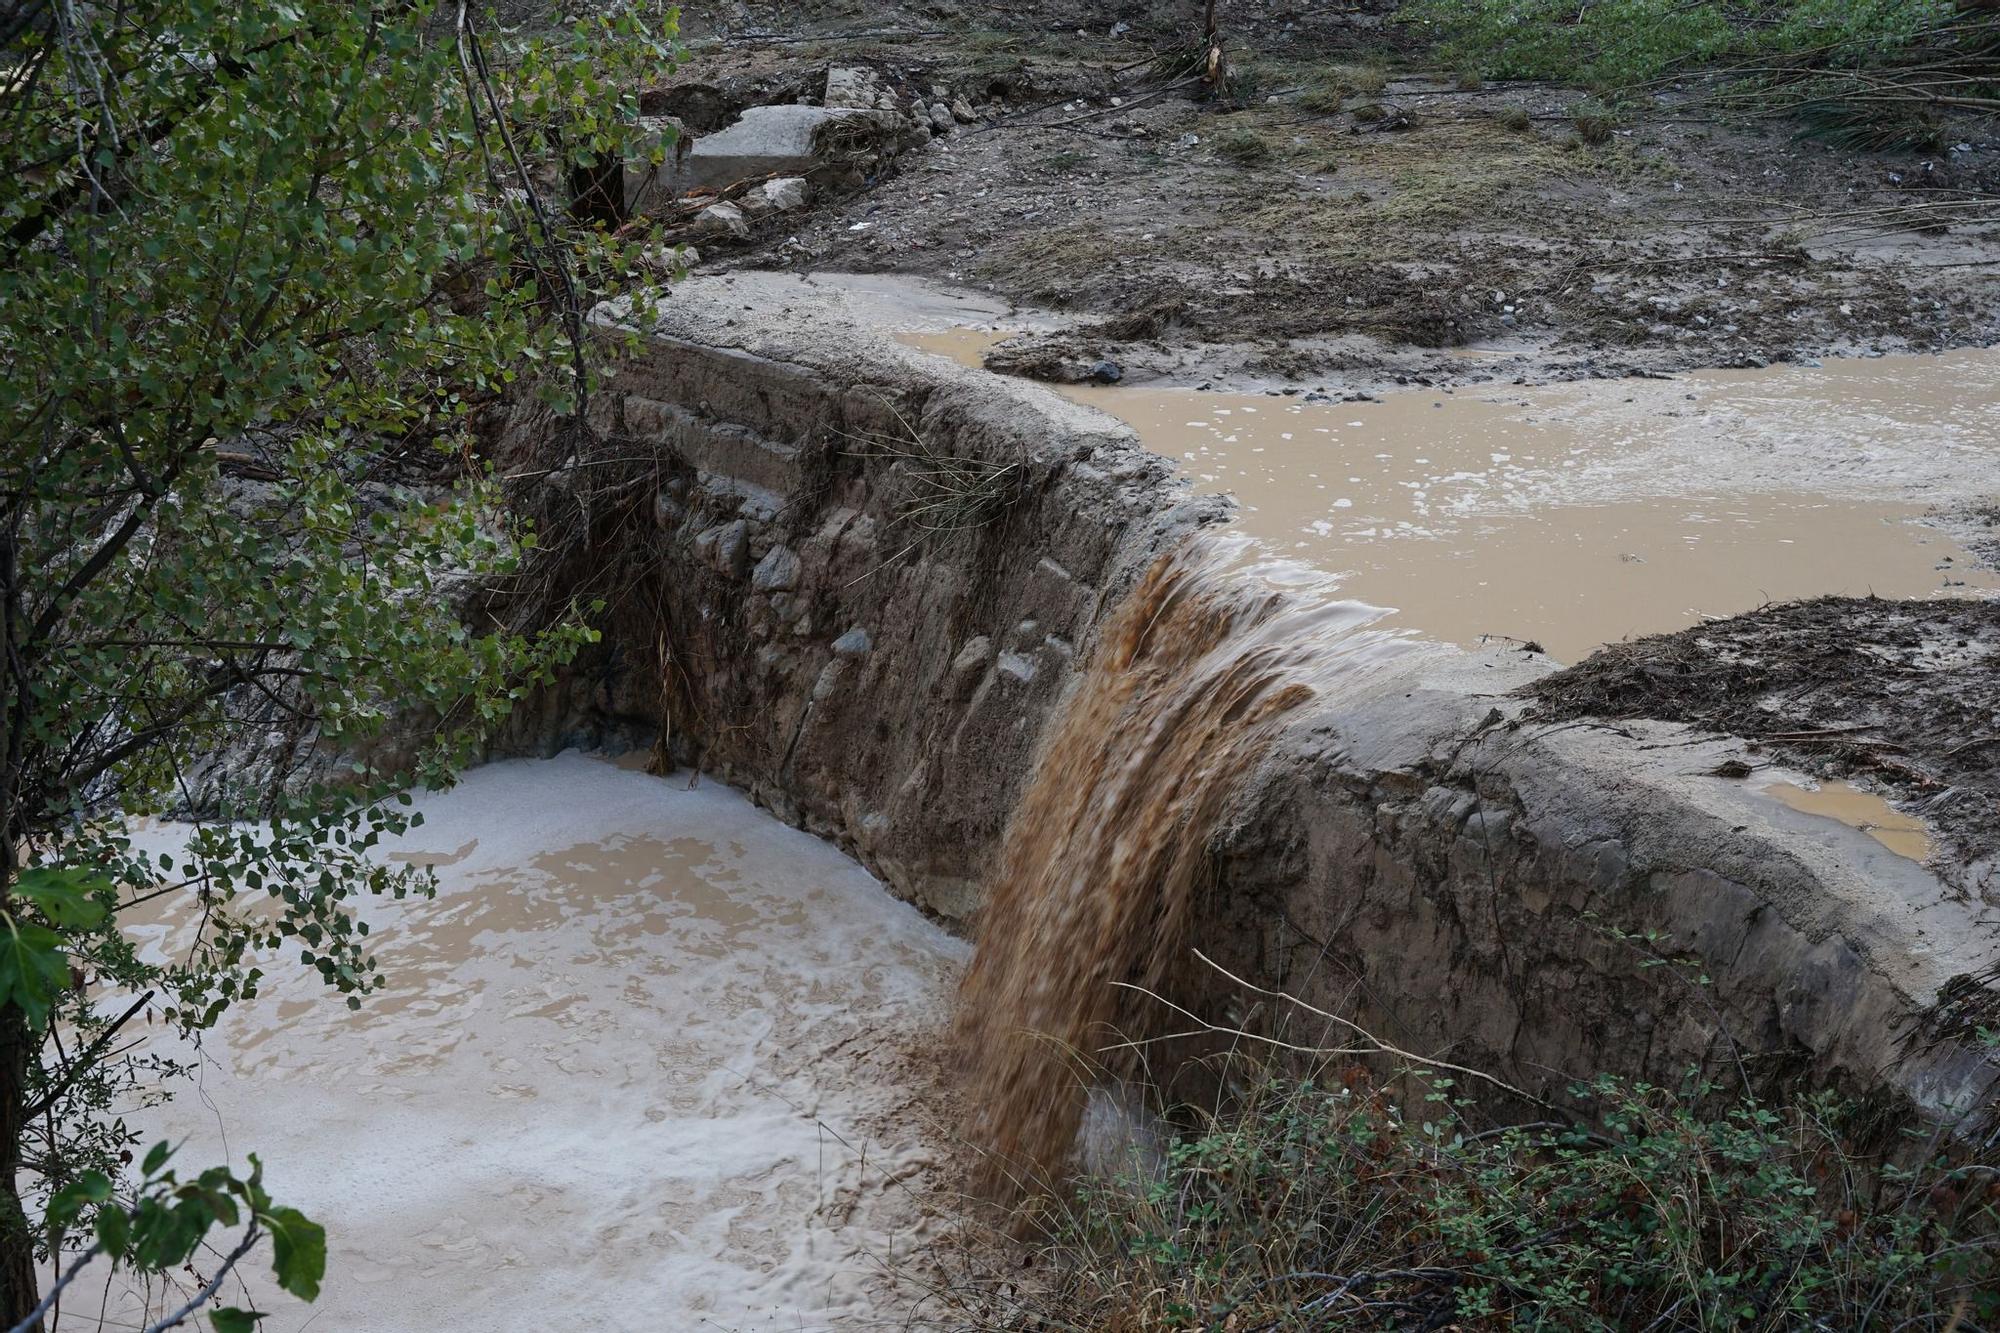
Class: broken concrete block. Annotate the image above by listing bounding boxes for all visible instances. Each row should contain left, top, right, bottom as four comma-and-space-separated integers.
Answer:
741, 176, 811, 214
664, 105, 904, 194
691, 201, 750, 238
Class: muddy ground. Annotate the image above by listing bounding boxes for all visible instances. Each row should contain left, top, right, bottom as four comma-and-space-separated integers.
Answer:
660, 0, 2000, 392
1522, 596, 2000, 901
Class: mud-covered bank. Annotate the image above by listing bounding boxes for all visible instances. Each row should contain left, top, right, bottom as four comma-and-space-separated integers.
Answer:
494, 271, 1999, 1140
663, 0, 2000, 396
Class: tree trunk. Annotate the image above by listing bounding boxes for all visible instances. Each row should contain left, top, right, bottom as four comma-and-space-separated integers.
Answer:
0, 1004, 38, 1327
0, 523, 38, 1325
1203, 0, 1226, 97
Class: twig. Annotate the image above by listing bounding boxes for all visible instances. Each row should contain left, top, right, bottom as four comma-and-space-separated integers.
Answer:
22, 989, 155, 1121
1117, 950, 1555, 1108
4, 1243, 101, 1333
138, 1223, 261, 1332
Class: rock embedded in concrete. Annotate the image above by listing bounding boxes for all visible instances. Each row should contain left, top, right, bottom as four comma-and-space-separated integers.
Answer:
693, 518, 750, 578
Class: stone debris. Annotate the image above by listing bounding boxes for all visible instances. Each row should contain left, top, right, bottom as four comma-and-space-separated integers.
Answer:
832, 627, 873, 657
742, 176, 811, 215
927, 102, 956, 136
752, 544, 802, 591
824, 65, 895, 111
691, 200, 750, 238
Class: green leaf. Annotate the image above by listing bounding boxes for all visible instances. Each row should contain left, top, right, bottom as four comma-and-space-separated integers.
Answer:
265, 1206, 326, 1301
0, 916, 77, 1029
143, 1141, 176, 1177
96, 1204, 131, 1259
47, 1171, 113, 1233
210, 1307, 264, 1333
11, 868, 110, 929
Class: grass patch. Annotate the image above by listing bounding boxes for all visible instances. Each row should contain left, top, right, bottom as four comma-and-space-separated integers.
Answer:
1497, 103, 1532, 132
1341, 62, 1391, 96
1038, 149, 1092, 174
1214, 127, 1274, 166
1245, 119, 1572, 262
1573, 98, 1618, 146
1299, 78, 1345, 115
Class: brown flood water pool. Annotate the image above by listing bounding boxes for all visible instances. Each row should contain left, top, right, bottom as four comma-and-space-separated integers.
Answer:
905, 331, 2000, 664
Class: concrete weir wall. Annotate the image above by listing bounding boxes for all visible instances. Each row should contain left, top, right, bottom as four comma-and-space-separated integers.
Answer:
514, 273, 1998, 1129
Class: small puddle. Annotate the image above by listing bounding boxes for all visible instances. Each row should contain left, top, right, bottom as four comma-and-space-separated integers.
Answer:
1765, 779, 1933, 862
902, 330, 2000, 662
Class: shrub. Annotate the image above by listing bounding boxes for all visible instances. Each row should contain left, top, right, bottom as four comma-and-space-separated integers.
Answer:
1393, 0, 1986, 146
1398, 0, 1958, 88
936, 1062, 2000, 1331
1498, 104, 1534, 132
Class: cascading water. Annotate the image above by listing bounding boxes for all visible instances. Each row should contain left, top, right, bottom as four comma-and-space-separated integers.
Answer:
954, 541, 1427, 1194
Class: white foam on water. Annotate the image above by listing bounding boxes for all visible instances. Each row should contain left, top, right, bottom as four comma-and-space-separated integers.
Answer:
87, 753, 967, 1332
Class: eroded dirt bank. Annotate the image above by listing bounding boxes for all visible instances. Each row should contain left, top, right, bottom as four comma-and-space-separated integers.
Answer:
493, 272, 1999, 1150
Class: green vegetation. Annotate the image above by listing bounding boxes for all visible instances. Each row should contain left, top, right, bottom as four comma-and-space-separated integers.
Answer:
1398, 0, 1994, 145
1573, 98, 1619, 145
949, 1063, 2000, 1330
1401, 0, 1959, 88
0, 0, 675, 1322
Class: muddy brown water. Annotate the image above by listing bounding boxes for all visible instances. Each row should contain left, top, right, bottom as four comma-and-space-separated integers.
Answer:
905, 332, 2000, 664
956, 543, 1426, 1189
1764, 778, 1934, 862
92, 754, 965, 1331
